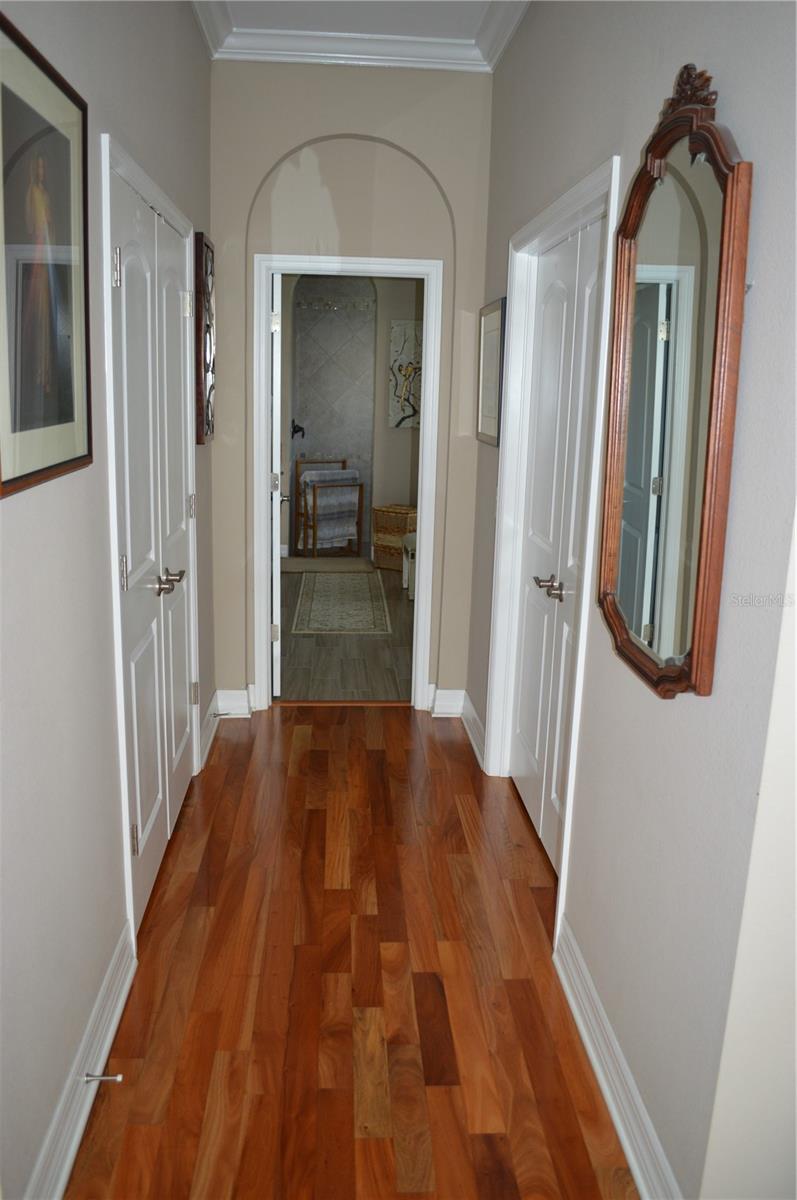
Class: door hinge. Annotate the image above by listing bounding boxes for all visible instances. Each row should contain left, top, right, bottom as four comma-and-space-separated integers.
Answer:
182, 291, 194, 319
188, 492, 197, 519
112, 246, 121, 289
190, 681, 200, 706
270, 472, 280, 493
651, 476, 664, 496
119, 554, 129, 592
642, 623, 655, 642
130, 823, 140, 857
271, 624, 280, 642
658, 319, 670, 342
270, 312, 281, 334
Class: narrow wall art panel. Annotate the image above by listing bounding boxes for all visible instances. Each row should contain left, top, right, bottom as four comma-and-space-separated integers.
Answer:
388, 319, 421, 429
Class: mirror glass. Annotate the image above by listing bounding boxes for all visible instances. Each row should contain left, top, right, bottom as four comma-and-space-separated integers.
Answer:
616, 136, 723, 663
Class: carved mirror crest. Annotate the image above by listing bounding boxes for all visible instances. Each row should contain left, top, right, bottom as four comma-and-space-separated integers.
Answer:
598, 65, 752, 696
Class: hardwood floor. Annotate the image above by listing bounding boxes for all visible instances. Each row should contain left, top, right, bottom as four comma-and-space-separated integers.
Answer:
66, 708, 638, 1199
280, 568, 413, 701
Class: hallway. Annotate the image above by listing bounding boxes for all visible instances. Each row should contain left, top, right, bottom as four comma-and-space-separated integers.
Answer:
66, 707, 636, 1199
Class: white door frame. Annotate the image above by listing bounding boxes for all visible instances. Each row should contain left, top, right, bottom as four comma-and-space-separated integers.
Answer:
252, 254, 443, 712
100, 135, 201, 942
483, 158, 620, 943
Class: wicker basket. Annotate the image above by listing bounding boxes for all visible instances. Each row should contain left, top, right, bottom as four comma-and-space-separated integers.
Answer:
372, 505, 417, 571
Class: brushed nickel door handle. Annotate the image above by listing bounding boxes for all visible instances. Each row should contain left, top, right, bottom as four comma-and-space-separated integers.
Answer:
533, 574, 556, 589
546, 580, 565, 602
146, 575, 175, 596
163, 567, 186, 585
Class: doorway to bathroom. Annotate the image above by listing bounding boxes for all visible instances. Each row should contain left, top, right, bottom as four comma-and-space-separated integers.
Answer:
252, 255, 444, 711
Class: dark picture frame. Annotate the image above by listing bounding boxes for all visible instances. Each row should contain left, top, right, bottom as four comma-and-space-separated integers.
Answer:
194, 231, 215, 444
0, 14, 91, 497
476, 297, 506, 446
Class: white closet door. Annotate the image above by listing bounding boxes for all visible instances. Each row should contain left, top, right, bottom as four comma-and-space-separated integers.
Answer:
111, 172, 167, 927
271, 272, 282, 696
157, 215, 193, 830
541, 217, 605, 867
510, 216, 607, 872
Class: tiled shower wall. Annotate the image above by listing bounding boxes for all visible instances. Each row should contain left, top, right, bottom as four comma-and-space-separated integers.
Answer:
291, 275, 376, 554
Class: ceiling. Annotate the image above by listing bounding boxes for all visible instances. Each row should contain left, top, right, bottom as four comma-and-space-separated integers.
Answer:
192, 1, 529, 72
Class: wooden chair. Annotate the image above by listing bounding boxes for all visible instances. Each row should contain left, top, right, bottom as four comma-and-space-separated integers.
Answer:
293, 458, 346, 555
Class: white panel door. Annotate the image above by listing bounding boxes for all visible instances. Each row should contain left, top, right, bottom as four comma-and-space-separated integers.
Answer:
157, 215, 193, 829
111, 173, 168, 927
510, 217, 607, 871
510, 233, 578, 841
271, 273, 282, 696
542, 217, 605, 867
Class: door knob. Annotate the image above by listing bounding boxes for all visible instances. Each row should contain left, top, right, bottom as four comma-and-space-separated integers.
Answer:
280, 494, 290, 504
147, 575, 175, 596
533, 574, 555, 589
546, 580, 565, 602
163, 567, 186, 585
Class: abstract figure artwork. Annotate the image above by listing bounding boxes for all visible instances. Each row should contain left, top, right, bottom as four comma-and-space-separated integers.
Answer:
388, 319, 422, 429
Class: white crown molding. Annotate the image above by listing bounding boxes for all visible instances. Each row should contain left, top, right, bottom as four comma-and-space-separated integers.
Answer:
476, 2, 529, 70
191, 1, 528, 72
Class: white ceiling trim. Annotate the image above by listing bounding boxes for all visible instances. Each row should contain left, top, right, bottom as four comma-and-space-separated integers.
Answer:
192, 2, 528, 72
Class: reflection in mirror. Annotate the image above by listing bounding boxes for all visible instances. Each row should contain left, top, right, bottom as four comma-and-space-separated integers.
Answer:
616, 137, 723, 663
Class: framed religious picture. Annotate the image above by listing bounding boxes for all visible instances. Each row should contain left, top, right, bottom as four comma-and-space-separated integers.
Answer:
194, 231, 215, 444
0, 15, 91, 497
476, 297, 506, 446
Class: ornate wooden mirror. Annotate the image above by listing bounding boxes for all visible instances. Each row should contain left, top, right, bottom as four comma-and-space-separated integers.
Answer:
598, 65, 752, 696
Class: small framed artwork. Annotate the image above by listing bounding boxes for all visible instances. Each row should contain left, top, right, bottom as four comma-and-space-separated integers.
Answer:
476, 297, 506, 446
194, 231, 215, 444
0, 15, 91, 497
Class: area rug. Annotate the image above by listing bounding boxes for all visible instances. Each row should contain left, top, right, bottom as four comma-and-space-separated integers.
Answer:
282, 556, 374, 574
291, 571, 392, 634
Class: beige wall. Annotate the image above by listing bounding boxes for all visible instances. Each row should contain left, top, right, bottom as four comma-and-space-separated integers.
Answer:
469, 4, 795, 1195
0, 4, 211, 1195
209, 62, 491, 691
372, 278, 423, 510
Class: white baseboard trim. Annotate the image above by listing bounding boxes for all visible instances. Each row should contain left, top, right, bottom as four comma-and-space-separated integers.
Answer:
554, 917, 681, 1200
462, 692, 486, 769
431, 688, 465, 718
214, 689, 251, 718
25, 925, 137, 1200
199, 699, 220, 768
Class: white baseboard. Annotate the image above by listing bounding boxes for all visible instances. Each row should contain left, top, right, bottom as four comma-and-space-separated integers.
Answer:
554, 917, 681, 1200
462, 692, 486, 769
214, 689, 251, 718
25, 925, 137, 1200
431, 688, 465, 718
199, 699, 220, 767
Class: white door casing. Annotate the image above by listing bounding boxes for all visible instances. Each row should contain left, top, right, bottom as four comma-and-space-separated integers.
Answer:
484, 159, 621, 935
252, 255, 443, 712
103, 136, 200, 938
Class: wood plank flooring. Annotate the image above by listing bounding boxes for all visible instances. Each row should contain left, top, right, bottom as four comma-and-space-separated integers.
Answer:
280, 568, 413, 701
66, 707, 638, 1199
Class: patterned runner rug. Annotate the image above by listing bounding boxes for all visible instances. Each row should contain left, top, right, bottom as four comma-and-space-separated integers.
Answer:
291, 571, 392, 634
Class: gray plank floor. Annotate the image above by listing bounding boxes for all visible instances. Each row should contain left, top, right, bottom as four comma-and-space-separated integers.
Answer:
278, 567, 413, 701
